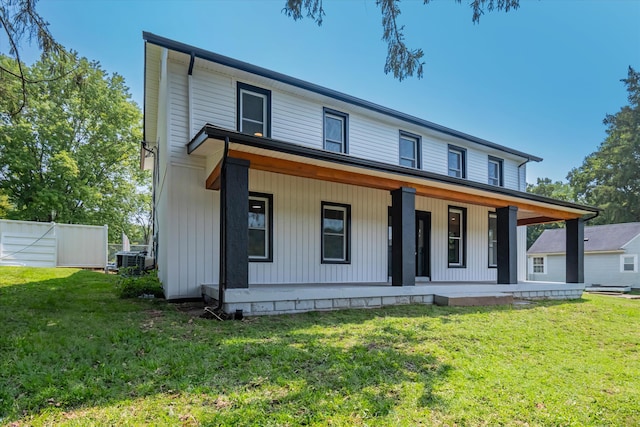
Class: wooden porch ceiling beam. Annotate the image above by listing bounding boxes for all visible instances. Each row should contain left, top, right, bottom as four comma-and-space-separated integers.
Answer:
221, 149, 581, 222
517, 216, 564, 226
205, 160, 223, 190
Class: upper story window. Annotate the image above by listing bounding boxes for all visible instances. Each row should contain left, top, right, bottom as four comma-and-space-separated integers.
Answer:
448, 206, 466, 268
488, 156, 504, 186
399, 131, 421, 168
448, 145, 466, 179
248, 193, 273, 262
323, 108, 348, 153
237, 82, 271, 137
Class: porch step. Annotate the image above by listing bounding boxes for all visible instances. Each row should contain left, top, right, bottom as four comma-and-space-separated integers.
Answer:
584, 286, 631, 293
434, 292, 513, 307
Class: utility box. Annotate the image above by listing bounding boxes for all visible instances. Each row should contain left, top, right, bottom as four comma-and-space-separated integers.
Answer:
116, 251, 146, 274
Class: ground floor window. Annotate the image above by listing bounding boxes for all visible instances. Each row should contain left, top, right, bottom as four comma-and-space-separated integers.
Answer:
621, 254, 637, 272
488, 212, 497, 267
321, 202, 350, 263
248, 193, 273, 261
448, 206, 466, 267
532, 256, 545, 274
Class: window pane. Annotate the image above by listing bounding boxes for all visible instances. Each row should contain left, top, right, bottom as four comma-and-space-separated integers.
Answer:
488, 216, 497, 241
449, 212, 461, 237
489, 243, 497, 266
449, 151, 460, 170
448, 239, 460, 264
323, 209, 344, 234
325, 140, 342, 153
400, 137, 415, 159
242, 119, 264, 136
324, 235, 345, 260
249, 200, 266, 229
242, 92, 264, 122
325, 116, 343, 142
489, 162, 498, 179
400, 158, 415, 167
248, 230, 266, 257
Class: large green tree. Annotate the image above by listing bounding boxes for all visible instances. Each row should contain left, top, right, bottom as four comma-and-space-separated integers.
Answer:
0, 53, 148, 241
283, 0, 520, 81
568, 67, 640, 225
526, 178, 575, 248
1, 0, 72, 117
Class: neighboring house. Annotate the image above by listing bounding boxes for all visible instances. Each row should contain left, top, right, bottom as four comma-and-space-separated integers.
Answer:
142, 33, 599, 313
528, 222, 640, 288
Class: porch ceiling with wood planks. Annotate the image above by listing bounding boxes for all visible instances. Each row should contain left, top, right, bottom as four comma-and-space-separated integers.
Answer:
188, 125, 599, 226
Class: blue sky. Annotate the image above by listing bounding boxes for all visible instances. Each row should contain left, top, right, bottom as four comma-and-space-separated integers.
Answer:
22, 0, 640, 183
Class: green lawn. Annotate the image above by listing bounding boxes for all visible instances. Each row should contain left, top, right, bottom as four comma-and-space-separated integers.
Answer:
1, 267, 638, 426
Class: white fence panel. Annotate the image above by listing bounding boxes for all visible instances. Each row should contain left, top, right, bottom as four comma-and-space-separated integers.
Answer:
0, 220, 107, 268
56, 224, 108, 268
0, 232, 57, 267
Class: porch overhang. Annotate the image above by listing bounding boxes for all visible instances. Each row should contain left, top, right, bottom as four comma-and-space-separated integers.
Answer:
188, 125, 600, 226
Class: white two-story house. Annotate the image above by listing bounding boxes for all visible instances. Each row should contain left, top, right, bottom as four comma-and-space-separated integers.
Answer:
142, 33, 599, 315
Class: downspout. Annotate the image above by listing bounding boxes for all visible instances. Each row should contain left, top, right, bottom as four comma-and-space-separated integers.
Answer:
215, 136, 230, 313
517, 158, 530, 192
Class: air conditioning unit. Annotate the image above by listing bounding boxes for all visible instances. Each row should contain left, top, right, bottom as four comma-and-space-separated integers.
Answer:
116, 251, 146, 274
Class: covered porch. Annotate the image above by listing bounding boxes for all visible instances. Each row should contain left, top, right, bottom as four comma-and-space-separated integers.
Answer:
189, 125, 598, 315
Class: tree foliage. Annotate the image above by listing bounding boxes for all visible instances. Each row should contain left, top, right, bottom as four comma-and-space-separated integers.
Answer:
568, 67, 640, 225
283, 0, 520, 81
0, 53, 149, 241
0, 0, 74, 117
526, 178, 574, 248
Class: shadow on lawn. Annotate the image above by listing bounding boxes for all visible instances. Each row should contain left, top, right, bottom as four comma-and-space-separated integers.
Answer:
0, 269, 586, 424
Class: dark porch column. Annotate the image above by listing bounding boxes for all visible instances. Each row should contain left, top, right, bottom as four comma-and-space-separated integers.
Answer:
566, 218, 584, 283
391, 187, 416, 286
497, 205, 518, 284
221, 157, 250, 289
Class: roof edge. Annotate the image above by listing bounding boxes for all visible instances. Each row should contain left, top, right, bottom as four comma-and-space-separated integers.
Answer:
143, 31, 544, 163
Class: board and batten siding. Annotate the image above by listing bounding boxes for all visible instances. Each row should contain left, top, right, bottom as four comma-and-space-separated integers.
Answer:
248, 170, 389, 284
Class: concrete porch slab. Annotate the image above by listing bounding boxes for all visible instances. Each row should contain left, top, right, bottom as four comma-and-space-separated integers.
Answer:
201, 281, 585, 315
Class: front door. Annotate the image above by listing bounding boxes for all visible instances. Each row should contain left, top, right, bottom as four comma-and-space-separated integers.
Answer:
387, 210, 431, 280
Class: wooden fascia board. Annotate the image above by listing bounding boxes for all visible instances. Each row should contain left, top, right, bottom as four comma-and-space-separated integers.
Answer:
226, 149, 581, 222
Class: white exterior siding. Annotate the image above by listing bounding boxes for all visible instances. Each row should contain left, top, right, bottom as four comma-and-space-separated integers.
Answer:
191, 68, 235, 134
272, 91, 322, 148
154, 54, 540, 298
177, 62, 528, 191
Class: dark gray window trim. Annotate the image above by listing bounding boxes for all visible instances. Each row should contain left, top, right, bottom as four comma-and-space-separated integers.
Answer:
145, 32, 543, 162
488, 155, 504, 187
448, 205, 467, 268
399, 130, 421, 169
488, 211, 497, 268
321, 201, 351, 264
237, 82, 272, 138
448, 145, 467, 179
322, 107, 349, 154
249, 192, 273, 263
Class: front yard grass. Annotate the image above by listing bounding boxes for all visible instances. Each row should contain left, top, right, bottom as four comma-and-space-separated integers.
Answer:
1, 267, 638, 426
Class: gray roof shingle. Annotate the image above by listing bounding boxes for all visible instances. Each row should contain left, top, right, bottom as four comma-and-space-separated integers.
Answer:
527, 222, 640, 254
